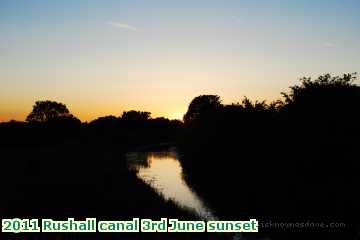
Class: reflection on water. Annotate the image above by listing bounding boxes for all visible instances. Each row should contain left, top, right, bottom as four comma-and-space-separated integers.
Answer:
127, 148, 216, 220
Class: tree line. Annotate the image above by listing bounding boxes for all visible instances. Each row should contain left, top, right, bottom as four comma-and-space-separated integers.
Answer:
1, 73, 359, 239
179, 73, 360, 239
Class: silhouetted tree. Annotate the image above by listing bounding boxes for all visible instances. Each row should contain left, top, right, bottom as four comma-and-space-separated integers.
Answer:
239, 97, 270, 112
121, 111, 151, 121
281, 73, 360, 136
89, 115, 120, 126
183, 95, 222, 124
26, 100, 76, 123
282, 73, 358, 105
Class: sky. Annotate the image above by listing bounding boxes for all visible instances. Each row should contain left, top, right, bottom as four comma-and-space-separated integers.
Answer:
0, 0, 359, 121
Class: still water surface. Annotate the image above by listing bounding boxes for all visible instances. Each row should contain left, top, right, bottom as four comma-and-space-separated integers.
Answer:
127, 148, 216, 220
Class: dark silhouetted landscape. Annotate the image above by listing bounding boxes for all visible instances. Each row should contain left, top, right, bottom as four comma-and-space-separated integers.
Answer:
1, 73, 359, 239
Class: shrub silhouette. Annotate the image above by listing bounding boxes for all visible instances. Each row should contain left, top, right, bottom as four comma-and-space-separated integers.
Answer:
180, 73, 360, 229
121, 110, 151, 121
281, 73, 360, 137
183, 95, 222, 125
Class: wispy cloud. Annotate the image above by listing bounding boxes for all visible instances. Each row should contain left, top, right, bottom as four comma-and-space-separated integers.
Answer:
107, 21, 137, 31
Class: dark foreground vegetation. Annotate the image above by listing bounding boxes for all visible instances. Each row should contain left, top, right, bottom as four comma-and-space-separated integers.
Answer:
1, 73, 359, 239
179, 73, 360, 240
1, 110, 211, 239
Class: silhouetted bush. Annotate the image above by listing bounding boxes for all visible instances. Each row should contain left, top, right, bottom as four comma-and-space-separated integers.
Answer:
180, 73, 360, 236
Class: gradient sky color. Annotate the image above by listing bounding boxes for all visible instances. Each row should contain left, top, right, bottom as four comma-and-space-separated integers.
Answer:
1, 0, 359, 121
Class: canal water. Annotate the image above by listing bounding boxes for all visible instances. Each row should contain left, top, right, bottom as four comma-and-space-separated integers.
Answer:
126, 147, 216, 220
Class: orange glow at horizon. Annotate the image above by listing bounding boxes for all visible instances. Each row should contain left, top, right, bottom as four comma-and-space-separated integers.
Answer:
0, 106, 186, 123
1, 1, 359, 124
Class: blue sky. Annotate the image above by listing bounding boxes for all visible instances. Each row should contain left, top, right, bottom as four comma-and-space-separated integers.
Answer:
0, 0, 359, 121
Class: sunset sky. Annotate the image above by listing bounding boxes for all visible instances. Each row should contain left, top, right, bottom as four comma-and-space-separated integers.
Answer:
1, 0, 359, 122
